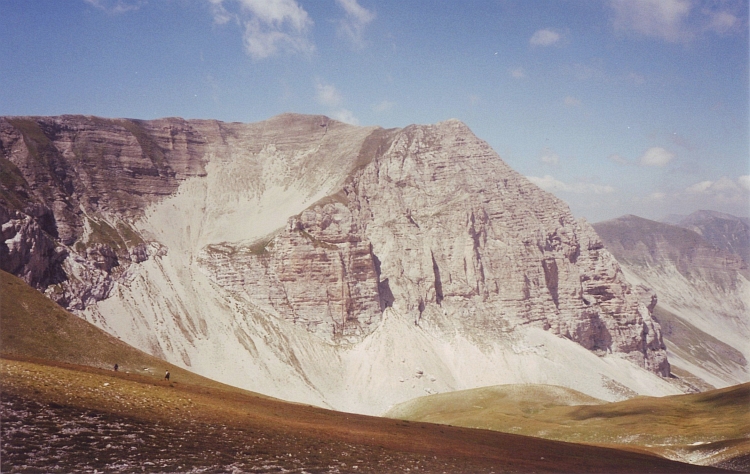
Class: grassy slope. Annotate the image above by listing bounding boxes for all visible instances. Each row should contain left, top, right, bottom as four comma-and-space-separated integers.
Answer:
0, 270, 725, 473
2, 358, 727, 473
0, 269, 266, 393
386, 383, 750, 470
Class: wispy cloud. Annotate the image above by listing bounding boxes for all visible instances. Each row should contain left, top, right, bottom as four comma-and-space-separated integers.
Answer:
608, 153, 630, 165
705, 9, 740, 34
563, 95, 581, 107
510, 67, 526, 79
331, 109, 359, 125
627, 72, 645, 84
647, 191, 667, 200
335, 0, 375, 49
209, 0, 314, 59
315, 80, 358, 125
315, 80, 343, 107
527, 175, 615, 194
373, 100, 395, 113
84, 0, 143, 14
530, 28, 562, 46
610, 0, 743, 42
682, 176, 750, 210
638, 147, 675, 167
687, 176, 744, 195
540, 148, 560, 165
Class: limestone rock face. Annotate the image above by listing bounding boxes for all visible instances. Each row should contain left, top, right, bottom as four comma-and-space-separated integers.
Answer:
0, 115, 209, 304
1, 113, 670, 385
0, 206, 67, 288
196, 119, 668, 374
197, 201, 384, 342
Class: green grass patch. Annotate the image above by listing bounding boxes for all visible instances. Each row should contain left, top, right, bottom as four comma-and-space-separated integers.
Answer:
6, 118, 58, 170
87, 218, 127, 252
116, 222, 144, 248
298, 229, 337, 250
386, 381, 750, 462
0, 157, 32, 211
116, 119, 166, 168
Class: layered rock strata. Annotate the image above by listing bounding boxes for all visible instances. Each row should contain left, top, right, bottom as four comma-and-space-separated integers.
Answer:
1, 114, 669, 377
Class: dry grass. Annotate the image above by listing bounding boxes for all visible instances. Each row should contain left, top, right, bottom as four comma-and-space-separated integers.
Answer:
1, 358, 727, 473
386, 383, 750, 471
0, 269, 732, 472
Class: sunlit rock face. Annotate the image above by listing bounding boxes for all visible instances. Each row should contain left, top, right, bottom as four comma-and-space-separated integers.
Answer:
195, 118, 668, 373
1, 113, 674, 414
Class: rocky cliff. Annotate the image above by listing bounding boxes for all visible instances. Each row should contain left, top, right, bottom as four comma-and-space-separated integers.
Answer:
1, 114, 677, 413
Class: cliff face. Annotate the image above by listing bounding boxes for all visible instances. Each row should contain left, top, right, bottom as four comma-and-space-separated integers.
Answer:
0, 116, 210, 308
1, 114, 676, 412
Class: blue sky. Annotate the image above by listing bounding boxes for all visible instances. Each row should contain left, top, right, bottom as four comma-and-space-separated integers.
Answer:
1, 0, 748, 222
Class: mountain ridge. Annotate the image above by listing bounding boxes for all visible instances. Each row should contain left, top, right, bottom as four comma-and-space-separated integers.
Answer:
2, 113, 680, 414
593, 214, 749, 390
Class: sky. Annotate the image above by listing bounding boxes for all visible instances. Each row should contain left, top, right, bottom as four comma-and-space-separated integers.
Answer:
1, 0, 748, 222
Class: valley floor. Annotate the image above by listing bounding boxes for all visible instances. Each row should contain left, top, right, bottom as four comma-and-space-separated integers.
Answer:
0, 357, 729, 474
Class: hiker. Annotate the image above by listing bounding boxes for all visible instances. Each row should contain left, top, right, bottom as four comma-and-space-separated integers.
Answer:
114, 363, 118, 372
165, 370, 170, 381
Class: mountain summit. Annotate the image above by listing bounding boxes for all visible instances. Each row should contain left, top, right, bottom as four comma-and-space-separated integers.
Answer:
0, 114, 678, 413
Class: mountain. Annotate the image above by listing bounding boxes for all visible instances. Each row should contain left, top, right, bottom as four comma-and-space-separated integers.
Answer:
593, 215, 750, 390
385, 382, 750, 471
2, 271, 718, 473
0, 268, 257, 391
1, 114, 680, 414
668, 210, 750, 268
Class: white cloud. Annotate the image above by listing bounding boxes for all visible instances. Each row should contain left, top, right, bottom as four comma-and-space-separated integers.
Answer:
315, 80, 359, 125
683, 176, 750, 212
611, 0, 692, 42
705, 10, 739, 34
510, 67, 526, 79
315, 81, 343, 107
84, 0, 143, 13
527, 175, 615, 194
687, 180, 713, 193
627, 72, 645, 84
638, 147, 675, 167
610, 0, 742, 42
530, 29, 563, 47
373, 100, 395, 113
208, 0, 233, 24
335, 0, 375, 49
331, 109, 359, 125
648, 191, 667, 200
530, 28, 562, 46
564, 96, 581, 107
209, 0, 314, 59
608, 153, 630, 165
540, 148, 559, 165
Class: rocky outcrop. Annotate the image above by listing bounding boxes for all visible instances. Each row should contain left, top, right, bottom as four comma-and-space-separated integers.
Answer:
2, 114, 669, 378
0, 206, 67, 288
198, 119, 669, 374
0, 115, 210, 304
198, 201, 384, 342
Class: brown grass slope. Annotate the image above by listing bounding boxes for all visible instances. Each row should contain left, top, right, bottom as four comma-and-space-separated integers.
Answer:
386, 383, 750, 471
0, 270, 731, 473
0, 269, 259, 392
